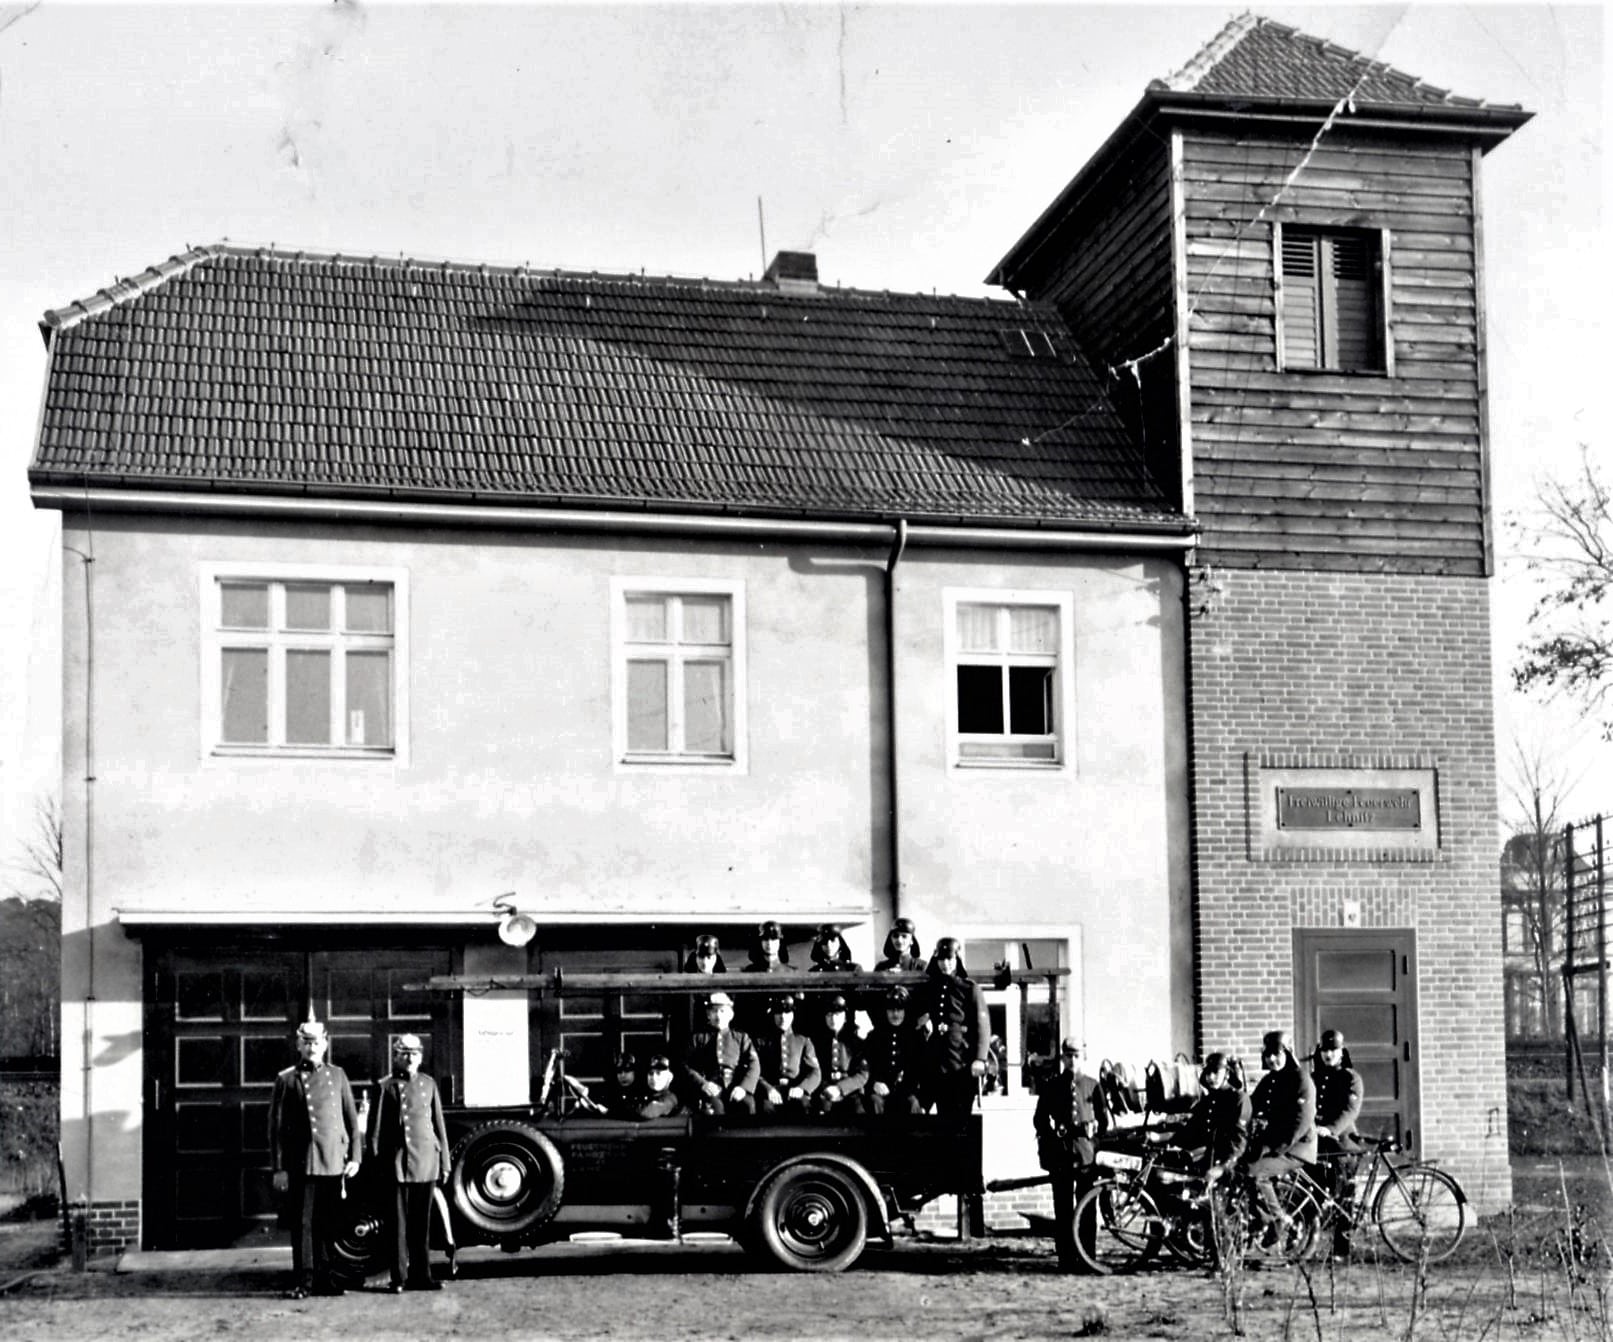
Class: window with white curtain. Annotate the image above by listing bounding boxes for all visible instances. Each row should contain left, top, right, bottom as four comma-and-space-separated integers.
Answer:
945, 590, 1073, 765
202, 566, 406, 759
613, 578, 745, 769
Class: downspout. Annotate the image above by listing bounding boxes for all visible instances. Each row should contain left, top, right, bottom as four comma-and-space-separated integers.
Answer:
64, 523, 95, 1203
885, 520, 908, 916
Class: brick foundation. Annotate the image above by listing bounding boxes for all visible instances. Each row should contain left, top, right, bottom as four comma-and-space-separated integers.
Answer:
64, 1199, 140, 1258
1189, 568, 1511, 1209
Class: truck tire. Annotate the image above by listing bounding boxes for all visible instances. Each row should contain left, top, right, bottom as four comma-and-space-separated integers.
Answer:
752, 1161, 869, 1272
448, 1120, 565, 1237
327, 1203, 388, 1285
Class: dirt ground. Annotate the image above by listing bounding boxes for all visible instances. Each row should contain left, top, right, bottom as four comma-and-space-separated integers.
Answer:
1, 1157, 1608, 1342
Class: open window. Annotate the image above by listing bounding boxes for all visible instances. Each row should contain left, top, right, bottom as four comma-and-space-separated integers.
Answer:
945, 589, 1074, 767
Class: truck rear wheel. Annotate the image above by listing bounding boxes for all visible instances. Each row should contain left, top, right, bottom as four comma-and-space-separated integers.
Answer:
752, 1162, 869, 1272
449, 1120, 564, 1237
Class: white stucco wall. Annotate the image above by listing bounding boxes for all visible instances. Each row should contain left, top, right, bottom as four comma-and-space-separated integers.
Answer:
890, 549, 1192, 1063
56, 512, 1190, 1208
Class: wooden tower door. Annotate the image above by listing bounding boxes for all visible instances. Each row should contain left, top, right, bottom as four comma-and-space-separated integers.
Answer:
1293, 929, 1420, 1152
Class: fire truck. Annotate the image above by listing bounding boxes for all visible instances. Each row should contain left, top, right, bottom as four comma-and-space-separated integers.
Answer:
328, 965, 1063, 1275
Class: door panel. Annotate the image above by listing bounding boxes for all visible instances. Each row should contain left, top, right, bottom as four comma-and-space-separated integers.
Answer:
1294, 929, 1419, 1153
146, 944, 451, 1249
533, 942, 675, 1088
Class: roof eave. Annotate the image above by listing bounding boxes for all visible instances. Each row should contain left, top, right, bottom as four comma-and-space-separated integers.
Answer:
29, 475, 1195, 542
1147, 88, 1534, 137
28, 480, 1200, 548
987, 93, 1162, 291
989, 87, 1533, 291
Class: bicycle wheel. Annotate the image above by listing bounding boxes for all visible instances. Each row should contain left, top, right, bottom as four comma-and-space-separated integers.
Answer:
1272, 1176, 1322, 1263
1071, 1180, 1166, 1274
1372, 1164, 1465, 1263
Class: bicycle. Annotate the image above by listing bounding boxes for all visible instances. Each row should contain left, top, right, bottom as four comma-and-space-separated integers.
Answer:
1292, 1135, 1467, 1263
1070, 1134, 1318, 1272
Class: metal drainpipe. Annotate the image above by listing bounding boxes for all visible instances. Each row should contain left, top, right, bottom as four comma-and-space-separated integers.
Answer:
64, 533, 96, 1206
885, 520, 908, 917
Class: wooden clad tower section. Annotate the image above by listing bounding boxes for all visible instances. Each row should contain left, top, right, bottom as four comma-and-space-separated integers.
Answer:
989, 125, 1183, 510
1182, 130, 1487, 573
991, 15, 1531, 1210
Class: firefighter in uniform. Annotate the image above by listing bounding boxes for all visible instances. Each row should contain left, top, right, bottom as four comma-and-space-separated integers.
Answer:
811, 993, 869, 1114
631, 1054, 686, 1120
369, 1033, 451, 1292
864, 985, 923, 1114
1034, 1038, 1111, 1271
915, 937, 991, 1116
681, 990, 759, 1114
269, 1016, 361, 1298
754, 993, 821, 1116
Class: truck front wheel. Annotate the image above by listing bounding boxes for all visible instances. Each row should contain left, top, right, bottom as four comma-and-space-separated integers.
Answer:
752, 1162, 869, 1272
448, 1121, 565, 1237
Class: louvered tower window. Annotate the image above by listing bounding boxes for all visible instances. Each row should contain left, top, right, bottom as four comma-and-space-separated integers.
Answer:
1277, 225, 1390, 373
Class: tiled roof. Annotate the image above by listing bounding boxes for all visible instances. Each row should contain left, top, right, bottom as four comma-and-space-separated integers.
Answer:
1154, 12, 1516, 110
30, 245, 1180, 531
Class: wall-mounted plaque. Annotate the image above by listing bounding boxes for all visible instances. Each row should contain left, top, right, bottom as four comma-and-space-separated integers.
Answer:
1249, 757, 1440, 861
1276, 787, 1421, 832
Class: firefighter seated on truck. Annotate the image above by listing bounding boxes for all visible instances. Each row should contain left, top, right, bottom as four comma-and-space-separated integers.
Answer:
864, 985, 923, 1115
811, 993, 869, 1115
680, 990, 758, 1115
754, 993, 820, 1117
630, 1054, 685, 1120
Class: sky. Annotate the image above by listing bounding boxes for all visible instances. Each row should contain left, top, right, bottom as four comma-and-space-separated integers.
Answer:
0, 0, 1605, 879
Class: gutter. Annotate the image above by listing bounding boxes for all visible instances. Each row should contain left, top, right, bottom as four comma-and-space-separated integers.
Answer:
29, 485, 1198, 552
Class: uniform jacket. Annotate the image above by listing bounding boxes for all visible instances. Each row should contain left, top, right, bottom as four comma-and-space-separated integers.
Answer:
874, 954, 926, 973
917, 965, 991, 1073
814, 1031, 869, 1096
1175, 1086, 1253, 1166
1034, 1068, 1111, 1164
756, 1028, 821, 1094
1248, 1055, 1317, 1163
864, 1022, 922, 1091
629, 1089, 685, 1121
270, 1061, 360, 1177
682, 1027, 760, 1096
1312, 1063, 1364, 1141
369, 1070, 451, 1184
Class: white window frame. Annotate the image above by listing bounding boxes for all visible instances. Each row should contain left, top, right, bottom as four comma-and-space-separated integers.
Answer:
610, 576, 747, 774
943, 588, 1075, 769
199, 562, 410, 765
1502, 905, 1529, 958
948, 925, 1082, 1108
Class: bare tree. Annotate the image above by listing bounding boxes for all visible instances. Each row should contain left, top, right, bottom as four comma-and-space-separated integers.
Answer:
1, 794, 62, 1059
1511, 447, 1613, 737
1499, 744, 1575, 1038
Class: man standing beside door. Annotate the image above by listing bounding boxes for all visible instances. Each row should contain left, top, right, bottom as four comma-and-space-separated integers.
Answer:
370, 1033, 452, 1292
269, 1016, 361, 1298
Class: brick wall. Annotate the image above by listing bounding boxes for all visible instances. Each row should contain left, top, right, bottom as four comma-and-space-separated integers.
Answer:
1189, 567, 1512, 1209
65, 1198, 140, 1258
908, 1188, 1056, 1239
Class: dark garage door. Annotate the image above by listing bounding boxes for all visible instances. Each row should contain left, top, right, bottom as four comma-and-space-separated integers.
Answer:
145, 944, 450, 1249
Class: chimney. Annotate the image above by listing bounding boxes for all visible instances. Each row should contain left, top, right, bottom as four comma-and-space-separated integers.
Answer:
763, 250, 819, 293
